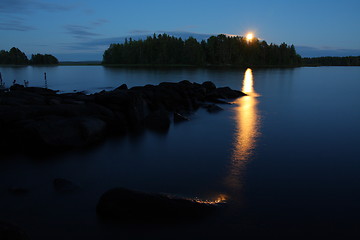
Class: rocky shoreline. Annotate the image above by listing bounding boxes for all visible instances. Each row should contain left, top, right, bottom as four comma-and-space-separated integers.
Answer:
0, 80, 245, 154
0, 81, 244, 236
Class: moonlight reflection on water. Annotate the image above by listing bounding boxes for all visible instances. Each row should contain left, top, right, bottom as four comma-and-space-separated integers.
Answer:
227, 68, 261, 196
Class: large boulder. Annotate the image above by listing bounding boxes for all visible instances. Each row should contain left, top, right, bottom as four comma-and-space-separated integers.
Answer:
96, 188, 217, 223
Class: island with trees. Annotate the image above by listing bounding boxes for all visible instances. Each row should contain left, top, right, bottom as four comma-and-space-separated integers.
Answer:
0, 47, 58, 65
2, 37, 359, 67
103, 34, 302, 67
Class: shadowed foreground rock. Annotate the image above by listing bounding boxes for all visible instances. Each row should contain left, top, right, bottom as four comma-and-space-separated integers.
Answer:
0, 222, 28, 240
97, 188, 218, 223
0, 81, 245, 153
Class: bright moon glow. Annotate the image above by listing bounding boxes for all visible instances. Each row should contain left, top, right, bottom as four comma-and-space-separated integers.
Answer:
242, 68, 254, 93
246, 33, 254, 41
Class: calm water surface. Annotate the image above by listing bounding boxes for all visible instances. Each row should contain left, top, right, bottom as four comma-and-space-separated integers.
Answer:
1, 66, 360, 238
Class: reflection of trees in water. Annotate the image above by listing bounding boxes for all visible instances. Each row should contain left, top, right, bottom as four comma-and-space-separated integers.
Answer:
226, 68, 260, 195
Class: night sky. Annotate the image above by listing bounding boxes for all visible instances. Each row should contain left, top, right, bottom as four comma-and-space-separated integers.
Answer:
1, 0, 360, 60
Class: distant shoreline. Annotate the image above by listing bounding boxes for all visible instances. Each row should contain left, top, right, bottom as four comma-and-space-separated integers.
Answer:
49, 62, 360, 67
59, 62, 304, 68
1, 61, 360, 67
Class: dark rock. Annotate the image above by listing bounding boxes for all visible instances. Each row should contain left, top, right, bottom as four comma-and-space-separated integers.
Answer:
10, 84, 58, 96
79, 117, 107, 143
94, 90, 131, 108
125, 93, 150, 128
202, 81, 216, 91
204, 104, 223, 113
53, 178, 79, 193
21, 87, 58, 96
144, 109, 170, 132
116, 84, 128, 90
0, 222, 29, 240
0, 81, 245, 153
0, 91, 46, 106
216, 87, 246, 99
174, 112, 189, 123
18, 116, 106, 149
155, 82, 188, 111
8, 187, 28, 195
9, 84, 25, 91
47, 97, 62, 105
96, 188, 217, 223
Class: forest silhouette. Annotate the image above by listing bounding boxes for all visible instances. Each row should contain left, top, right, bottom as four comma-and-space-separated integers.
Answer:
103, 34, 302, 66
0, 47, 58, 65
302, 56, 360, 66
2, 39, 359, 66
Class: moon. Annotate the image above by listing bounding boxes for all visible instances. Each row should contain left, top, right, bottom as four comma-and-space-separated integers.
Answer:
246, 33, 254, 41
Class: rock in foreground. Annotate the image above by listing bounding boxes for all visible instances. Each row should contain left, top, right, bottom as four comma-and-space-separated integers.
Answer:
96, 188, 217, 223
0, 81, 245, 153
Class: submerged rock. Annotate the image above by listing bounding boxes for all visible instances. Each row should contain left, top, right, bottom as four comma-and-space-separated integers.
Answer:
96, 188, 217, 223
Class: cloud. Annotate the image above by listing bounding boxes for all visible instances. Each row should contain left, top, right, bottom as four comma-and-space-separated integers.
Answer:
0, 0, 73, 14
91, 19, 109, 26
59, 31, 220, 61
128, 30, 152, 35
62, 31, 215, 52
69, 31, 213, 49
0, 0, 74, 32
64, 25, 101, 39
122, 31, 213, 41
297, 46, 360, 57
0, 17, 36, 31
154, 31, 212, 40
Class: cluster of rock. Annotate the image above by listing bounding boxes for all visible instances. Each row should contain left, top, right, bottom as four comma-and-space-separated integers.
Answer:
0, 81, 245, 153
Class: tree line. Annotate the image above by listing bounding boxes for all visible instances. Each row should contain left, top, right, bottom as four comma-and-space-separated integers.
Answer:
103, 34, 302, 66
302, 56, 360, 66
0, 47, 59, 65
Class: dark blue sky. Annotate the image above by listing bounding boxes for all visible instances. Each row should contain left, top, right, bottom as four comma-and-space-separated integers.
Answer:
1, 0, 360, 61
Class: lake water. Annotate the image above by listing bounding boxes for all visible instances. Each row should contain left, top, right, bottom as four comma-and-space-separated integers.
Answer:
1, 66, 360, 238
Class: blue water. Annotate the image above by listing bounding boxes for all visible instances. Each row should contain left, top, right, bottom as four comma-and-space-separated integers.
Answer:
1, 66, 360, 238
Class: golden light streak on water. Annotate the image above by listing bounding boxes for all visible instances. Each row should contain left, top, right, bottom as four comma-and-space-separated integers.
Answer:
226, 68, 260, 192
